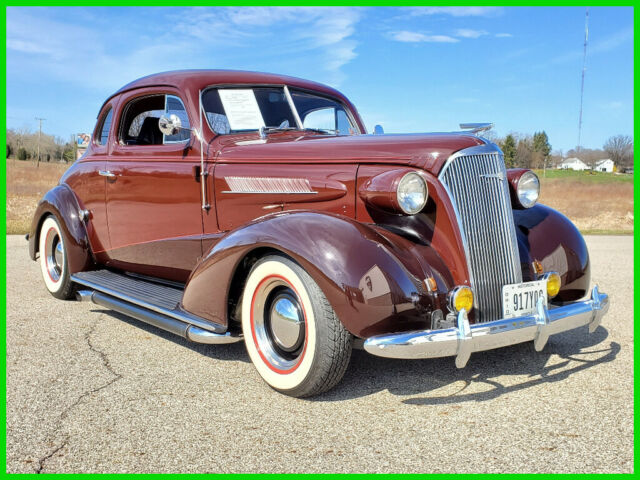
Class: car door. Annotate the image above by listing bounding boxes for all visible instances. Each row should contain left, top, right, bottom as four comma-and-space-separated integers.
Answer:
203, 85, 358, 232
105, 88, 204, 282
66, 101, 115, 257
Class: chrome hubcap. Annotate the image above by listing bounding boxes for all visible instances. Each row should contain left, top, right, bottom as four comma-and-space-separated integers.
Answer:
269, 294, 304, 352
45, 229, 64, 282
252, 278, 306, 370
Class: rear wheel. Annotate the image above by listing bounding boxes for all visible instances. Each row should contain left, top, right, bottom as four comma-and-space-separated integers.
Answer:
38, 215, 75, 299
241, 255, 352, 397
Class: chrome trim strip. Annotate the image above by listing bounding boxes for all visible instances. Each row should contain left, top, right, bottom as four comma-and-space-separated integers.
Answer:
222, 191, 318, 195
364, 286, 609, 368
70, 274, 224, 334
284, 85, 303, 129
223, 176, 317, 194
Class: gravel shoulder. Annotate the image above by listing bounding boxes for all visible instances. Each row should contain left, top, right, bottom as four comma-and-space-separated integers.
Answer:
5, 235, 634, 473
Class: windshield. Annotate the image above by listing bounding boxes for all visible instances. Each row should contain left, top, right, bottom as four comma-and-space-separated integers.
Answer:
201, 86, 358, 136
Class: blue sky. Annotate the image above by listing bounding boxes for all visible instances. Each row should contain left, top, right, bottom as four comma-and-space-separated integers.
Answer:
6, 6, 634, 152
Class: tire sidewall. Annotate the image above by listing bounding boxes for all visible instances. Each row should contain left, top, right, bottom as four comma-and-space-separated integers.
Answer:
39, 215, 67, 294
242, 258, 318, 392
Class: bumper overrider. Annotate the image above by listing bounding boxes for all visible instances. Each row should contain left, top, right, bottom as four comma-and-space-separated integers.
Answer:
363, 286, 609, 368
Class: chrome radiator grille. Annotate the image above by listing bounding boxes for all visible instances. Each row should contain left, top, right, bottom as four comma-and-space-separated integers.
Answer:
439, 147, 522, 322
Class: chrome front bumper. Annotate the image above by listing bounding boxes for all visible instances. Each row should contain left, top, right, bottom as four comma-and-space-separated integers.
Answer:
363, 286, 609, 368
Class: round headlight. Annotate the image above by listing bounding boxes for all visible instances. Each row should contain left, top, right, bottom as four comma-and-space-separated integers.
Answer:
397, 172, 428, 214
516, 171, 540, 208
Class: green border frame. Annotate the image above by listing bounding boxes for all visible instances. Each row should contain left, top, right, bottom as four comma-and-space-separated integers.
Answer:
2, 3, 637, 476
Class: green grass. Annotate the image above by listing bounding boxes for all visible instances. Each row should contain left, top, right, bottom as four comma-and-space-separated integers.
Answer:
533, 168, 634, 183
580, 229, 634, 236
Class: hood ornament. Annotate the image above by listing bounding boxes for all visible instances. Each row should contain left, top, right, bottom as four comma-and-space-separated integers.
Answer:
459, 123, 494, 134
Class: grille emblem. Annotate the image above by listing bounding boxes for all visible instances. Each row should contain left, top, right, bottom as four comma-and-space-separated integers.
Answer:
480, 172, 505, 181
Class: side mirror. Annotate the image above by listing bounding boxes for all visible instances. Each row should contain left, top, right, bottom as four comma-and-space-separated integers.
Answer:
158, 114, 182, 136
373, 124, 384, 135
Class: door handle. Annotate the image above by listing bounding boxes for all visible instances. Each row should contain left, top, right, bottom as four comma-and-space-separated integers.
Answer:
99, 170, 117, 180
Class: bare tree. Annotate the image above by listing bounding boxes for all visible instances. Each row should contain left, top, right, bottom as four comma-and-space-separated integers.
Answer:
604, 135, 633, 170
6, 127, 75, 163
515, 136, 533, 168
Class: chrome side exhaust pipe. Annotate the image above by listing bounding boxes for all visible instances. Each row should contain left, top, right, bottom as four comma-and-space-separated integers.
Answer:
76, 290, 95, 302
75, 289, 242, 345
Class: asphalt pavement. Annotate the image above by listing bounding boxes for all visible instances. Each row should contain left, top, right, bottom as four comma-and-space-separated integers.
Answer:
5, 235, 634, 473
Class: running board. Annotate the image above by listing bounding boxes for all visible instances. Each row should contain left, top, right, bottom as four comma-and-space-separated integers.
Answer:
71, 270, 242, 345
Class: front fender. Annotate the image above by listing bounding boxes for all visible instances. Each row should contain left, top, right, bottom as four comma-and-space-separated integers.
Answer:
182, 211, 454, 337
514, 204, 590, 303
29, 184, 93, 274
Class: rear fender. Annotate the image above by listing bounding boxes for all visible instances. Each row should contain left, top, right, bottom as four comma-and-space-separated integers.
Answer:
182, 211, 454, 337
513, 204, 590, 303
29, 185, 94, 274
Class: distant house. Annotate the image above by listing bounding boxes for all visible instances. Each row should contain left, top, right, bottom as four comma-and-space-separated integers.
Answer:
558, 157, 590, 171
595, 159, 614, 173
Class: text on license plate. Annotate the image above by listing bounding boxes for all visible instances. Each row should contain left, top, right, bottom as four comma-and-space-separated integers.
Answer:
502, 280, 547, 319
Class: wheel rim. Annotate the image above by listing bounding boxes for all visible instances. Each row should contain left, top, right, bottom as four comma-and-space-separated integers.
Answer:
44, 227, 64, 283
251, 275, 307, 373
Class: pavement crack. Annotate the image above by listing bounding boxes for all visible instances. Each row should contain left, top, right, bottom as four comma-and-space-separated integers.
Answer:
35, 438, 68, 474
35, 316, 122, 473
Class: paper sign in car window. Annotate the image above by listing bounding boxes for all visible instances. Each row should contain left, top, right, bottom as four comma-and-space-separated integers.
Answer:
218, 89, 265, 131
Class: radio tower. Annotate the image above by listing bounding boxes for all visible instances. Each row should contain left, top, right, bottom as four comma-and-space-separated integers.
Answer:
577, 7, 589, 150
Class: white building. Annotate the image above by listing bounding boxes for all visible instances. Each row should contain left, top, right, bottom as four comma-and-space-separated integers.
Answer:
558, 157, 590, 171
595, 159, 614, 173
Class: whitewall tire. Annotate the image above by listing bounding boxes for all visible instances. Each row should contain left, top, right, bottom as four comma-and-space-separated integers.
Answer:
38, 215, 75, 299
241, 255, 352, 397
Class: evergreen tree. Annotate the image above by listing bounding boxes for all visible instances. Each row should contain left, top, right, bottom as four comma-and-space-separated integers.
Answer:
501, 134, 517, 168
533, 131, 551, 168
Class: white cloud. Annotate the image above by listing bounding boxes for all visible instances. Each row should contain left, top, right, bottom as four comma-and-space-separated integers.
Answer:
6, 7, 363, 90
495, 33, 513, 38
176, 7, 362, 85
590, 27, 634, 54
391, 31, 459, 43
455, 29, 488, 39
601, 101, 624, 110
550, 27, 633, 65
408, 7, 503, 17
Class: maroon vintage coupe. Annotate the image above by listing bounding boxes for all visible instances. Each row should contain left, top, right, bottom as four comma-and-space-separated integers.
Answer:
29, 70, 609, 397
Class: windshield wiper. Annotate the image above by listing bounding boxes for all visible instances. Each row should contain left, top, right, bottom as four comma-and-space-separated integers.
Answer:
303, 128, 338, 135
259, 125, 338, 139
259, 125, 297, 138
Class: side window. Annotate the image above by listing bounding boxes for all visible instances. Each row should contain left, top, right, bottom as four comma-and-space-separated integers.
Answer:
119, 94, 191, 146
303, 108, 335, 131
290, 89, 357, 136
302, 108, 354, 135
336, 109, 353, 136
95, 107, 113, 145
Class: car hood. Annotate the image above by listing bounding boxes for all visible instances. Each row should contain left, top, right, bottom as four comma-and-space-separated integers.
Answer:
215, 132, 486, 175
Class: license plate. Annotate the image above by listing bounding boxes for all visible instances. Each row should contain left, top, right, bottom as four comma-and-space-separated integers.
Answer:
502, 280, 547, 319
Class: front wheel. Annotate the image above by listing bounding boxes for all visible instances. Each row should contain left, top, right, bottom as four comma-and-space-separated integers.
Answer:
38, 215, 75, 299
241, 255, 352, 397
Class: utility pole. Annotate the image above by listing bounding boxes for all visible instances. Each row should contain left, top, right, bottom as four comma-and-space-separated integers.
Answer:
35, 117, 46, 167
577, 8, 589, 151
